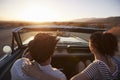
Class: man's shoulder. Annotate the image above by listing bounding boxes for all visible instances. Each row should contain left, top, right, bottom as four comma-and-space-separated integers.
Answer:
12, 58, 30, 69
15, 58, 28, 64
40, 65, 66, 80
11, 58, 35, 80
51, 67, 66, 79
52, 67, 64, 74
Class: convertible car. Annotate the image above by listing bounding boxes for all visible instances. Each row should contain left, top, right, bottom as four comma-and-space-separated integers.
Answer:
0, 25, 106, 80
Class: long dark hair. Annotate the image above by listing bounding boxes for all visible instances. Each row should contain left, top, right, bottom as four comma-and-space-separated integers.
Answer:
90, 32, 118, 57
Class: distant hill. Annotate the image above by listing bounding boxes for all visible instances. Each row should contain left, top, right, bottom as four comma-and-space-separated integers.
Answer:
73, 16, 120, 23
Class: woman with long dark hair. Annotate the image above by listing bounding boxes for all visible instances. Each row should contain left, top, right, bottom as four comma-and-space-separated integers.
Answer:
71, 32, 120, 80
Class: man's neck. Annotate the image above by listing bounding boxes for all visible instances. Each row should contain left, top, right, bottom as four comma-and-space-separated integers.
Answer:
40, 59, 51, 66
38, 58, 51, 66
40, 62, 50, 66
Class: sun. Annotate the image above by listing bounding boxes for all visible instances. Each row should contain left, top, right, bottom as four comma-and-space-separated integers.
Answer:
18, 4, 58, 22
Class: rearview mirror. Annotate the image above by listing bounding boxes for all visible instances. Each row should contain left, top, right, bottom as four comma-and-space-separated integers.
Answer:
3, 45, 12, 54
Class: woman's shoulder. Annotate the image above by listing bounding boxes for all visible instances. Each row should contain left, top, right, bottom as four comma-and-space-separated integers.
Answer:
80, 60, 101, 80
85, 60, 101, 68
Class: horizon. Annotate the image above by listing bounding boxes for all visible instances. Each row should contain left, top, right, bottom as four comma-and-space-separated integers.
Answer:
0, 16, 120, 23
0, 0, 120, 22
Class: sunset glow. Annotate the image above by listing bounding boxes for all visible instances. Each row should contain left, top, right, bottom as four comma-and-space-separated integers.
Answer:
18, 4, 59, 22
0, 0, 120, 22
12, 3, 60, 22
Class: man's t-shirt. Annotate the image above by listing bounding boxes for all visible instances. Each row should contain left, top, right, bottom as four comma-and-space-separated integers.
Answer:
11, 58, 66, 80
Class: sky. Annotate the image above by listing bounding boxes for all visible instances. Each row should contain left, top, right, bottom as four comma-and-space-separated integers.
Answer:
0, 0, 120, 22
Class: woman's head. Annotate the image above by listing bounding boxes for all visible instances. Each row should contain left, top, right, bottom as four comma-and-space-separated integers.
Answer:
89, 32, 118, 57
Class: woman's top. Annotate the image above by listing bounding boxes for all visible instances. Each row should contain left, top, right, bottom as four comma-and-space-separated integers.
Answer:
81, 58, 120, 80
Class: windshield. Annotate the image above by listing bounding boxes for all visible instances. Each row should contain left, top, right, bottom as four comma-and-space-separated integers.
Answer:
20, 30, 90, 48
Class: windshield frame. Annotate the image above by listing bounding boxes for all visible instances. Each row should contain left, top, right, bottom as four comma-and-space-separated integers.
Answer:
12, 26, 106, 52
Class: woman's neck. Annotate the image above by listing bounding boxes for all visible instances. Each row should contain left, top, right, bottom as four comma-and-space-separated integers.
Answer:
95, 53, 116, 73
94, 52, 114, 67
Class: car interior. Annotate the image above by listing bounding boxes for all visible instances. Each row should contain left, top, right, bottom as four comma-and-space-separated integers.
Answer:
0, 26, 105, 80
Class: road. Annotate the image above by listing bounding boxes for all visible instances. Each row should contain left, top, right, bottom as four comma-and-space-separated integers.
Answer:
0, 28, 13, 57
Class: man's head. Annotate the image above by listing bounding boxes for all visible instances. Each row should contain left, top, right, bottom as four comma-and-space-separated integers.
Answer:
28, 33, 58, 64
107, 26, 120, 56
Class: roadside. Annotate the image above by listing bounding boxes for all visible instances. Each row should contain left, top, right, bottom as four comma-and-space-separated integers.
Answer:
0, 28, 13, 57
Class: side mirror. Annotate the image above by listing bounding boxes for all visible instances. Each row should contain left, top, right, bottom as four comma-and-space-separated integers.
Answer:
3, 45, 12, 54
